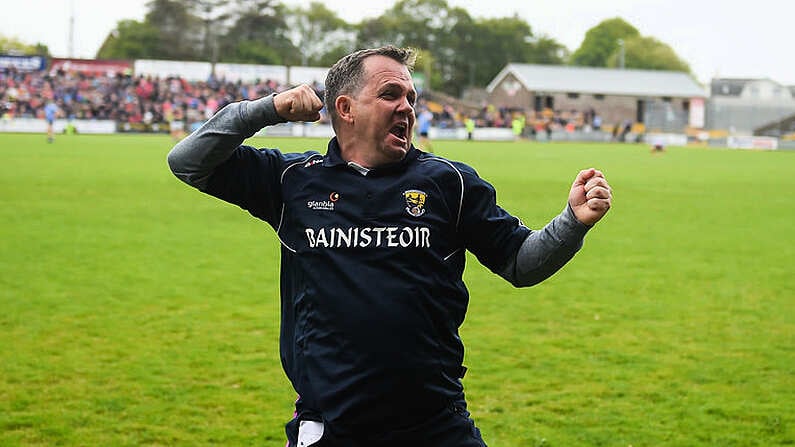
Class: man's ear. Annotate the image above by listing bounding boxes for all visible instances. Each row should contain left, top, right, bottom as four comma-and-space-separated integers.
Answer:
335, 95, 354, 125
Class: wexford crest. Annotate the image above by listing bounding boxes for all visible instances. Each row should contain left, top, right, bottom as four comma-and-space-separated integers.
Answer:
404, 190, 427, 217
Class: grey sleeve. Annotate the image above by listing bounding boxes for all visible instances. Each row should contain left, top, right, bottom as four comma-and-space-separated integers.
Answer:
166, 94, 287, 191
498, 204, 591, 287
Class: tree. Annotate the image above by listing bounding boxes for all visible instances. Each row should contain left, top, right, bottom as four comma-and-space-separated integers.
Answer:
219, 1, 296, 65
412, 48, 439, 93
99, 0, 295, 64
445, 15, 567, 94
569, 17, 692, 73
0, 34, 50, 56
189, 0, 234, 64
354, 1, 569, 95
468, 16, 536, 89
570, 17, 640, 67
144, 0, 204, 60
526, 34, 569, 64
96, 20, 159, 59
356, 0, 459, 50
286, 2, 355, 66
356, 0, 479, 93
607, 35, 691, 73
97, 0, 204, 60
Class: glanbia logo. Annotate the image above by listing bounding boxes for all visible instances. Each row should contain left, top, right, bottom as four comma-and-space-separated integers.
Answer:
307, 200, 334, 211
307, 191, 340, 211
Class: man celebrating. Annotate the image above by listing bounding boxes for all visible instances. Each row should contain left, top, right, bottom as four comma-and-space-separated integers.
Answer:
168, 46, 611, 446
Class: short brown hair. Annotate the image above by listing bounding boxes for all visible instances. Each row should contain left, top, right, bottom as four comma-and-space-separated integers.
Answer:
324, 46, 416, 126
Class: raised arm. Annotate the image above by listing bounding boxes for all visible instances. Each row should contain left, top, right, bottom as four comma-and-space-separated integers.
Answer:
499, 168, 612, 287
167, 84, 322, 191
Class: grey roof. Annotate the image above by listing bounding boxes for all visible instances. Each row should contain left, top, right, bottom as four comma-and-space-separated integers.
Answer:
710, 78, 752, 97
487, 63, 706, 98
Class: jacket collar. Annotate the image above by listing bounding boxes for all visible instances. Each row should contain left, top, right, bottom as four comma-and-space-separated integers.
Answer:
323, 137, 420, 174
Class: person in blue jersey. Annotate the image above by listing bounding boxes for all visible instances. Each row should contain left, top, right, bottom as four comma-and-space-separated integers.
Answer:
44, 100, 59, 143
416, 104, 434, 152
167, 46, 612, 447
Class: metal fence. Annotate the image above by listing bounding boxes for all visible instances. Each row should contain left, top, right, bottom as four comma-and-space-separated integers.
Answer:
705, 101, 795, 134
644, 100, 689, 133
644, 98, 795, 135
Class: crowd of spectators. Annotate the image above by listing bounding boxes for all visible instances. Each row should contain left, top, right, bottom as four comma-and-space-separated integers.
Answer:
0, 66, 317, 132
467, 104, 607, 134
416, 97, 619, 140
2, 65, 613, 139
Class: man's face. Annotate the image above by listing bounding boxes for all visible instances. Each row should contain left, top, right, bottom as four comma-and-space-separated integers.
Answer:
349, 55, 417, 166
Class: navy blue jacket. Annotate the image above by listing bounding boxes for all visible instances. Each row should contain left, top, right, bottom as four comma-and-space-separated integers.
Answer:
207, 137, 529, 430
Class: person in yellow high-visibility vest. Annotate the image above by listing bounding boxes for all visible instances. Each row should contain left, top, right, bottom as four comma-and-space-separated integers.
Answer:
511, 113, 525, 141
464, 116, 475, 140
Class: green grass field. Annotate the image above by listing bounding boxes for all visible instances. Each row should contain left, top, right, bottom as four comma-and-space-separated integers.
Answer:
1, 133, 793, 446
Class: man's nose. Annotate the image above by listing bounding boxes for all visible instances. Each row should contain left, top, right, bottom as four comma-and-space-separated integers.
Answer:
396, 95, 413, 113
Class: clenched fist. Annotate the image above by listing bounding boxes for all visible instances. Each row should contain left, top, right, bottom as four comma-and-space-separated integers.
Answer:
274, 84, 324, 122
568, 168, 612, 226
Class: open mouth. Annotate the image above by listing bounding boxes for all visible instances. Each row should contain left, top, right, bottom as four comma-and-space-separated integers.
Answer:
390, 122, 408, 140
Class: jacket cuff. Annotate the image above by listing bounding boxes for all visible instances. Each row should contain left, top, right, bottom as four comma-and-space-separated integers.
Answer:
558, 204, 591, 242
245, 93, 288, 129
